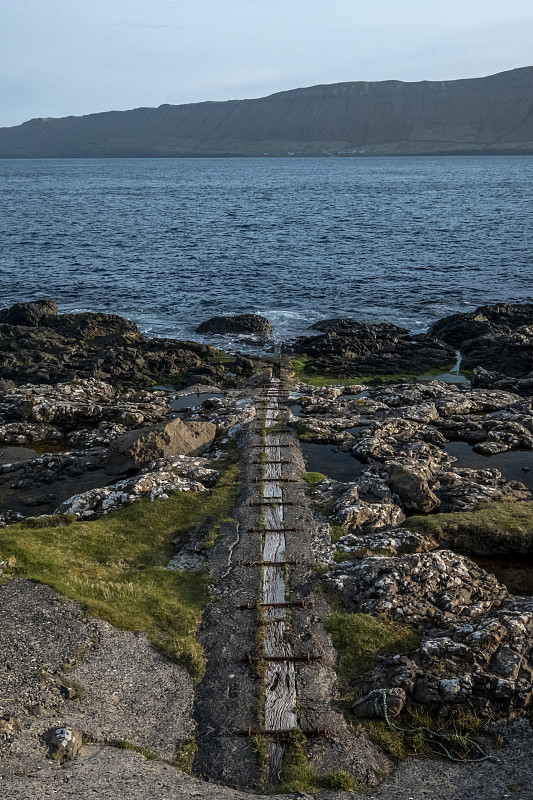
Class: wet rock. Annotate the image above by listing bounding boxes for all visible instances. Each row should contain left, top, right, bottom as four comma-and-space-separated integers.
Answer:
0, 304, 249, 388
291, 325, 455, 377
472, 367, 533, 396
0, 300, 57, 327
461, 328, 533, 379
310, 317, 408, 336
428, 303, 533, 347
195, 314, 273, 336
105, 418, 216, 474
387, 463, 440, 514
45, 726, 82, 762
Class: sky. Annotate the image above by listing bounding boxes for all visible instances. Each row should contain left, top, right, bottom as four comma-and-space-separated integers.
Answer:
1, 0, 532, 128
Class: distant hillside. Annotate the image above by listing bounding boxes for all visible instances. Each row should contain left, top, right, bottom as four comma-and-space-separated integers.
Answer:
1, 67, 533, 157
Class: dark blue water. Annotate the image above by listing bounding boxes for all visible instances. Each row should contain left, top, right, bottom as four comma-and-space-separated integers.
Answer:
1, 157, 532, 348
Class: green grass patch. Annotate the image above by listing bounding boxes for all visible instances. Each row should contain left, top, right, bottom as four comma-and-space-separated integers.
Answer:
112, 740, 159, 761
326, 609, 421, 700
0, 461, 240, 682
290, 356, 457, 388
175, 737, 198, 773
407, 501, 533, 555
330, 523, 347, 543
273, 730, 362, 794
303, 471, 327, 484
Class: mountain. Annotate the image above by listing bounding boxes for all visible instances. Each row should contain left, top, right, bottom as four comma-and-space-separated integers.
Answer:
1, 67, 533, 157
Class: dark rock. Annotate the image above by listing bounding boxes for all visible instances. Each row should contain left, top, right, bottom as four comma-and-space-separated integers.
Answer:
428, 303, 533, 348
195, 314, 273, 336
461, 328, 533, 378
0, 300, 57, 327
105, 418, 216, 474
310, 317, 408, 336
291, 324, 454, 377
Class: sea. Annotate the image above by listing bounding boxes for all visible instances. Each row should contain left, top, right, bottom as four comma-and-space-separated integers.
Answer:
0, 156, 532, 351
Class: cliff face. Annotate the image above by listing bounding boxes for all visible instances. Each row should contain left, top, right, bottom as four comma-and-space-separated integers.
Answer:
1, 66, 533, 157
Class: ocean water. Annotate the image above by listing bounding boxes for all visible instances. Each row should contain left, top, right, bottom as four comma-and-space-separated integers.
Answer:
0, 156, 532, 349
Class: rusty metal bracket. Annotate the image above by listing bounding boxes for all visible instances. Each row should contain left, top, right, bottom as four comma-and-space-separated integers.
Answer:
238, 600, 305, 609
247, 527, 302, 533
244, 560, 299, 566
245, 653, 323, 664
235, 727, 334, 738
249, 501, 299, 507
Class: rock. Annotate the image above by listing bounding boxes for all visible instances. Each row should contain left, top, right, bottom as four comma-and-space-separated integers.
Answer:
291, 324, 455, 377
0, 304, 250, 388
44, 726, 82, 762
387, 463, 440, 514
336, 526, 435, 557
355, 598, 533, 719
461, 328, 533, 378
428, 303, 533, 347
335, 486, 406, 531
59, 455, 218, 517
105, 418, 216, 474
0, 300, 57, 327
327, 550, 506, 623
352, 688, 406, 719
310, 317, 408, 336
195, 314, 273, 336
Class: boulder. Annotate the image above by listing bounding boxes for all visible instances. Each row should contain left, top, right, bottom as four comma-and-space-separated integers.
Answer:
105, 418, 216, 474
387, 463, 440, 514
291, 324, 455, 377
428, 303, 533, 347
0, 300, 57, 327
45, 726, 82, 763
310, 317, 408, 336
352, 688, 406, 719
195, 313, 273, 336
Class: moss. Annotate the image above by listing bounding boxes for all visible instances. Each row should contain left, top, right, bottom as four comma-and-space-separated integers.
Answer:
112, 740, 159, 761
175, 737, 198, 773
275, 730, 362, 794
330, 523, 347, 543
0, 461, 240, 682
303, 471, 327, 484
407, 501, 533, 554
290, 356, 457, 388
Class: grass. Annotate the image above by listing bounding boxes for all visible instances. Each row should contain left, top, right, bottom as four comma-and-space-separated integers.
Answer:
360, 709, 483, 762
0, 459, 240, 683
407, 501, 533, 555
112, 739, 159, 761
325, 608, 422, 702
323, 591, 486, 763
303, 471, 327, 484
175, 737, 198, 773
290, 356, 457, 388
272, 730, 362, 794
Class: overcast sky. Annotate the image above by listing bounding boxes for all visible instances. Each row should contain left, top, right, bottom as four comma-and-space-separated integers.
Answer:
1, 0, 532, 127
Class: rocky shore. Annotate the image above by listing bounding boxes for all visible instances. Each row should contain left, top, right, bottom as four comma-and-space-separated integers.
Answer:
0, 300, 532, 798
